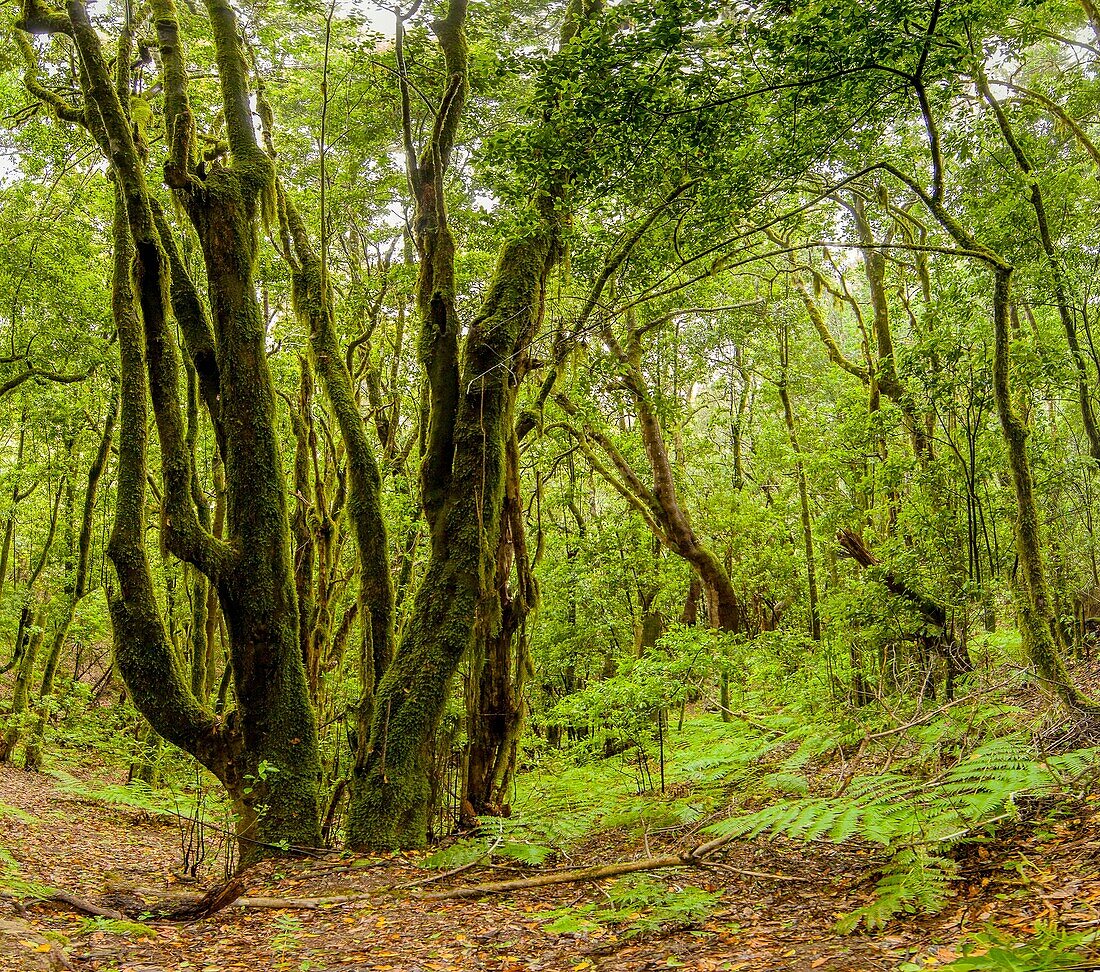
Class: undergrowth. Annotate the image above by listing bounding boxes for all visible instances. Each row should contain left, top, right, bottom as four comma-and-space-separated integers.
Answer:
498, 668, 1100, 935
543, 875, 721, 939
909, 925, 1100, 971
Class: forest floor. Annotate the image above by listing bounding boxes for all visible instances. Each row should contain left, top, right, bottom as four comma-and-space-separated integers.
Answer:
0, 761, 1099, 971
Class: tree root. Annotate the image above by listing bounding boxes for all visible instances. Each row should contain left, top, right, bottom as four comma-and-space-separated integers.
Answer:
15, 877, 366, 923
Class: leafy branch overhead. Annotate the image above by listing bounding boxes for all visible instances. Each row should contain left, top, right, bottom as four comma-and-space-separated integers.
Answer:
4, 0, 1100, 966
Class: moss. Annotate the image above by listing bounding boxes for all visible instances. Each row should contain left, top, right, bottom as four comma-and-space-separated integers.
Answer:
91, 46, 325, 852
991, 268, 1096, 713
346, 229, 557, 851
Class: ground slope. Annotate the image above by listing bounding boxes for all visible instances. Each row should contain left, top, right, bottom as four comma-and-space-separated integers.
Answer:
0, 765, 1098, 971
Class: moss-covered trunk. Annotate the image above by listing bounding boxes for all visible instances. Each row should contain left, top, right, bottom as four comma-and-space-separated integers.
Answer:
183, 169, 323, 853
464, 423, 532, 819
0, 477, 63, 764
346, 231, 556, 849
104, 180, 240, 810
990, 268, 1096, 712
20, 0, 325, 859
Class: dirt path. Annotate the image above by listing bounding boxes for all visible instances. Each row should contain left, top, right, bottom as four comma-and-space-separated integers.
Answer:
0, 766, 1097, 971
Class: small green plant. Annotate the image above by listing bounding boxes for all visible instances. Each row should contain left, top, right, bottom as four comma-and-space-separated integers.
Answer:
421, 825, 554, 870
706, 735, 1100, 931
543, 876, 720, 939
76, 917, 157, 939
904, 926, 1100, 971
544, 911, 607, 935
271, 913, 303, 966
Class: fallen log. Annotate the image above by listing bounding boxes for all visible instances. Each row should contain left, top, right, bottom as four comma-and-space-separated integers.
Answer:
142, 876, 246, 920
229, 894, 363, 910
137, 880, 366, 917
13, 881, 366, 922
425, 833, 809, 900
426, 854, 688, 900
837, 527, 971, 684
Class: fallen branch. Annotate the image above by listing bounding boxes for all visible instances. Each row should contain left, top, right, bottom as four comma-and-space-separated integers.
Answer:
41, 891, 127, 922
24, 881, 368, 921
425, 854, 691, 900
702, 863, 813, 883
228, 894, 363, 910
424, 830, 809, 901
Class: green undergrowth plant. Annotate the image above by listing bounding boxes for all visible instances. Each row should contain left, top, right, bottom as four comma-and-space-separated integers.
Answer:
49, 769, 192, 818
421, 819, 556, 870
487, 704, 844, 880
0, 843, 55, 901
543, 875, 721, 939
515, 660, 1100, 936
707, 732, 1100, 931
0, 800, 36, 824
906, 925, 1100, 971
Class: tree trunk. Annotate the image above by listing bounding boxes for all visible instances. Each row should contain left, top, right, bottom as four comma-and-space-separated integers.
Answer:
346, 229, 558, 850
33, 0, 327, 859
837, 527, 970, 688
463, 424, 533, 819
1, 477, 63, 763
990, 269, 1096, 712
24, 398, 115, 771
777, 378, 821, 642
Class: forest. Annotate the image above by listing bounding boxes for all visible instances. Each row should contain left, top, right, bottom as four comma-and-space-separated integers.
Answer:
2, 0, 1100, 967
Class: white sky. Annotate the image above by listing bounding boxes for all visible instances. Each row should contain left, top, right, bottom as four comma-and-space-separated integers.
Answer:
345, 0, 398, 36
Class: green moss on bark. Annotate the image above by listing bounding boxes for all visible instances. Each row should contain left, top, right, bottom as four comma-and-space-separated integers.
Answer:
346, 230, 556, 850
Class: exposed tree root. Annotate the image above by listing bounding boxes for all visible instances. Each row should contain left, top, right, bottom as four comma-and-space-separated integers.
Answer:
11, 877, 367, 923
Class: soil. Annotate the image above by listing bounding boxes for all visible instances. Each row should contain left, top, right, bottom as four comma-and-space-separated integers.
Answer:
1, 764, 1098, 972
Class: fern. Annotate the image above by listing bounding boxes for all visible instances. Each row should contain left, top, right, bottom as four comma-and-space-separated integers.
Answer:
544, 876, 720, 939
922, 925, 1100, 971
420, 824, 554, 870
0, 845, 55, 901
708, 735, 1100, 931
0, 801, 36, 824
836, 849, 958, 933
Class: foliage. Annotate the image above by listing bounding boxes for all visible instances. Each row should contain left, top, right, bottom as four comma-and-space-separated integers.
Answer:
2, 0, 1100, 957
543, 875, 722, 939
709, 732, 1100, 930
907, 926, 1100, 972
421, 824, 555, 869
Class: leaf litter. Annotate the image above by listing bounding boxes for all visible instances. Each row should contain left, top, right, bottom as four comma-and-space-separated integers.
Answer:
1, 764, 1098, 971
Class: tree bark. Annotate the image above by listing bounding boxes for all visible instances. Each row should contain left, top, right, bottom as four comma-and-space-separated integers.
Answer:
17, 0, 326, 857
346, 227, 559, 850
463, 424, 533, 819
777, 378, 821, 642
